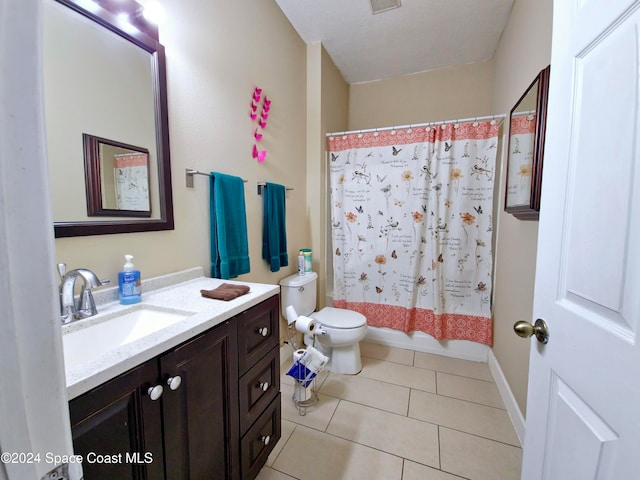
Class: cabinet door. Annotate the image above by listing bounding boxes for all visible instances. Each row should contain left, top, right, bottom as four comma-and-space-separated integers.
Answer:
161, 320, 240, 480
69, 360, 165, 480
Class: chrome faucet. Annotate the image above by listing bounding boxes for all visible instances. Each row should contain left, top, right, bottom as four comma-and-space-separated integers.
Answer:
58, 263, 108, 323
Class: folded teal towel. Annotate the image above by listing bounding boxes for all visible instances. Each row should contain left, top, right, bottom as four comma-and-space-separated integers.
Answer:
262, 182, 288, 272
210, 173, 250, 279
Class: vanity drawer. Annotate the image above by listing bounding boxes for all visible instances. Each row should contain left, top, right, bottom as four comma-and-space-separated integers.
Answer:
237, 295, 279, 375
239, 345, 280, 433
241, 394, 281, 480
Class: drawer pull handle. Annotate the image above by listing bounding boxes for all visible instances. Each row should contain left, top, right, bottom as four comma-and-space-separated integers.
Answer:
261, 435, 271, 446
167, 376, 182, 391
257, 382, 269, 392
147, 385, 164, 401
257, 327, 269, 337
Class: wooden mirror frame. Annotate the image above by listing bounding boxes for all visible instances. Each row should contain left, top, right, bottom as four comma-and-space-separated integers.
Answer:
504, 65, 550, 220
52, 0, 174, 237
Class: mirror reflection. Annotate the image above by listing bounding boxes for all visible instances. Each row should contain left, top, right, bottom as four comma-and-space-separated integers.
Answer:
43, 0, 159, 222
83, 134, 151, 216
506, 83, 538, 207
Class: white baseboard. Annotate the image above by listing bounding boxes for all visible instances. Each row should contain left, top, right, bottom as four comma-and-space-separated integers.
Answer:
488, 349, 525, 446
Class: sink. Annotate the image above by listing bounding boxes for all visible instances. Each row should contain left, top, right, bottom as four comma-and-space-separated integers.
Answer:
63, 305, 194, 365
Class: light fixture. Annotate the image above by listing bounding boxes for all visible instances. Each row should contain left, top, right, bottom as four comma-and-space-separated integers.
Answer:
369, 0, 401, 15
142, 0, 166, 25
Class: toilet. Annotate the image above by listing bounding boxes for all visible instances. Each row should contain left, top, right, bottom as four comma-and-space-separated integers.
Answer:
280, 272, 367, 374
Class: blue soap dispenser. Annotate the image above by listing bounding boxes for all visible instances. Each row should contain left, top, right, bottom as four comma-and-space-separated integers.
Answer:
118, 254, 141, 304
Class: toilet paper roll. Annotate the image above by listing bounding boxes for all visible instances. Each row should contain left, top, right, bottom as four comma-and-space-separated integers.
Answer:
285, 305, 298, 325
293, 349, 306, 361
295, 315, 317, 335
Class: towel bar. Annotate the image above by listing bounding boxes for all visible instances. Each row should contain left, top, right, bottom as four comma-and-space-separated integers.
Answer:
257, 182, 294, 195
185, 169, 248, 188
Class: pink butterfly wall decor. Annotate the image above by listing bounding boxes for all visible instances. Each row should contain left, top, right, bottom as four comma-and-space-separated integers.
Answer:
249, 86, 272, 162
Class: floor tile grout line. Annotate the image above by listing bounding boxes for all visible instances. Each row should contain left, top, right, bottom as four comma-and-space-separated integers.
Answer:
363, 352, 495, 384
332, 379, 516, 444
361, 353, 415, 367
439, 424, 523, 449
436, 370, 497, 385
284, 417, 466, 480
409, 386, 510, 413
266, 464, 303, 480
311, 372, 507, 412
287, 389, 519, 449
355, 372, 437, 396
286, 375, 507, 421
267, 423, 298, 471
323, 398, 342, 433
287, 423, 430, 472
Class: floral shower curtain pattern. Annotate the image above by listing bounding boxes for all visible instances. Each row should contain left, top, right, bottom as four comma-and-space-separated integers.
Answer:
328, 120, 500, 346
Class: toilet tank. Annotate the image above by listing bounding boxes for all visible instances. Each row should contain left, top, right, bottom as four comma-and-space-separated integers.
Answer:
279, 272, 318, 317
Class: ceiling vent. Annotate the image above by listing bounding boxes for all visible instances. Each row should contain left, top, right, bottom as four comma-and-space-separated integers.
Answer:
369, 0, 402, 15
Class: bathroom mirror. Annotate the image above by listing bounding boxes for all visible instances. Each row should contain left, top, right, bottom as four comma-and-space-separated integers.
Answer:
504, 65, 550, 220
43, 0, 174, 237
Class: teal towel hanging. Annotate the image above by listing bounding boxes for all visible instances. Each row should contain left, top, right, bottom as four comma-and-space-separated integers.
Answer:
262, 182, 288, 272
210, 172, 250, 279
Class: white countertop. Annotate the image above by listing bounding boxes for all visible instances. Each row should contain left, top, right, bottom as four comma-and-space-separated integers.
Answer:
64, 267, 280, 399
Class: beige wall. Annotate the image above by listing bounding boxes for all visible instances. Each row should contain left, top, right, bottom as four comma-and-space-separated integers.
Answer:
306, 44, 349, 309
490, 0, 553, 416
318, 46, 349, 307
53, 0, 309, 293
348, 61, 494, 130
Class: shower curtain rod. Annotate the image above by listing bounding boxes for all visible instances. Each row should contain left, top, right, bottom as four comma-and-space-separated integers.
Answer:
325, 113, 505, 137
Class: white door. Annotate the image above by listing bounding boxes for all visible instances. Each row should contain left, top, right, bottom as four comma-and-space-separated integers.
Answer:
522, 0, 640, 478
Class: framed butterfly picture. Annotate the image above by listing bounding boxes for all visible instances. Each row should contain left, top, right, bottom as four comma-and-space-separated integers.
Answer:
505, 65, 550, 220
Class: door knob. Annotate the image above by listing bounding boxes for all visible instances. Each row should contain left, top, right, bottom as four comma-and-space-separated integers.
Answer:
513, 318, 549, 344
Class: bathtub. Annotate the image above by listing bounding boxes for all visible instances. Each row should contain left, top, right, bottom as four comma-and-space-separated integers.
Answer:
325, 294, 490, 363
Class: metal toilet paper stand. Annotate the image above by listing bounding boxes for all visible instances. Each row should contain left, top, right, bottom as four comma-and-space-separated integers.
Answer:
291, 365, 319, 416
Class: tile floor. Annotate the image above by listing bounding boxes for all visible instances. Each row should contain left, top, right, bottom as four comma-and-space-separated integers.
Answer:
257, 341, 522, 480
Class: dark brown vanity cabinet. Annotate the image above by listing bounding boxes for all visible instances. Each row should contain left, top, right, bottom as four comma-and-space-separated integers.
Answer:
69, 294, 280, 480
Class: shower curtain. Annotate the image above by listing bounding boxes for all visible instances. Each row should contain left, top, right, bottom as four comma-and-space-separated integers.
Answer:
328, 120, 499, 346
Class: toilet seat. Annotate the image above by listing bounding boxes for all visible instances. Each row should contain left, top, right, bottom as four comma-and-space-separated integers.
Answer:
311, 307, 366, 329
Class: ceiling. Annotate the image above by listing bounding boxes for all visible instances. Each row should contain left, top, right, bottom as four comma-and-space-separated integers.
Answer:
274, 0, 515, 84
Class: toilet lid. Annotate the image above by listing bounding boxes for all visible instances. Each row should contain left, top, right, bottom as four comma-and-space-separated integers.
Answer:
311, 307, 366, 329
